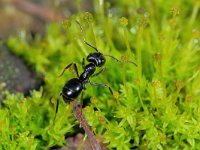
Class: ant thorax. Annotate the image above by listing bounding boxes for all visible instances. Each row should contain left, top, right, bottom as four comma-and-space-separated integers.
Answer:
79, 63, 96, 81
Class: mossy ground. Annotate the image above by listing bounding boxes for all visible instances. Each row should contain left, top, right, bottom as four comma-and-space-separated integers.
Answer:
1, 0, 200, 149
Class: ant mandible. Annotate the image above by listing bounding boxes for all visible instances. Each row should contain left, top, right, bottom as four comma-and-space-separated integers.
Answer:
59, 20, 137, 103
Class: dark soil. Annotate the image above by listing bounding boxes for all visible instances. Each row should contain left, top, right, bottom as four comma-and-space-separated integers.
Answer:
0, 45, 43, 101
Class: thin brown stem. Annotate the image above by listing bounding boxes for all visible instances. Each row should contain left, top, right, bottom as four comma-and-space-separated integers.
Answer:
72, 100, 102, 150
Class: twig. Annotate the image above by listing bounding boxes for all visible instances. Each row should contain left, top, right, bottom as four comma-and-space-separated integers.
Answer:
72, 100, 102, 150
11, 0, 65, 22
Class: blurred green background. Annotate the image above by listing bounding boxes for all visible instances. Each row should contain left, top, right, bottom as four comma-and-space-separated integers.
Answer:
0, 0, 200, 149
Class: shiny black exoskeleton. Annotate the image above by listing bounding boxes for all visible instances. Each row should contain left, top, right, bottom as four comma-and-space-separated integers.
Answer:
59, 21, 137, 103
61, 52, 107, 102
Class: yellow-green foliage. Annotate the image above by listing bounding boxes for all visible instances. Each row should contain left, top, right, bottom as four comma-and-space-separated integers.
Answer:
1, 0, 200, 149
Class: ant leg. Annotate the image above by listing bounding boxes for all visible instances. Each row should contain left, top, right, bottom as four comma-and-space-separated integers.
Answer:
82, 58, 85, 70
80, 91, 84, 106
52, 93, 62, 125
89, 80, 113, 95
91, 67, 106, 77
58, 63, 79, 78
80, 91, 84, 127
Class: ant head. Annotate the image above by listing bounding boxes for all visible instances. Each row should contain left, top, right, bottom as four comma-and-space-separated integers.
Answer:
87, 52, 106, 67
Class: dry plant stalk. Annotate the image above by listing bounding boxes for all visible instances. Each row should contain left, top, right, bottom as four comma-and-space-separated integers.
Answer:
72, 100, 102, 150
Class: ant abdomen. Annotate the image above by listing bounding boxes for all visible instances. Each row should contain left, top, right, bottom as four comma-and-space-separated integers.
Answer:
62, 78, 83, 102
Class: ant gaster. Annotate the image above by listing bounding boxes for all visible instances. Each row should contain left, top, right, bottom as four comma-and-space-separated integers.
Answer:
59, 20, 137, 103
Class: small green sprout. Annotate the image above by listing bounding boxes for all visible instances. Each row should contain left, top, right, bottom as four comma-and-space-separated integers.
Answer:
82, 12, 94, 23
170, 6, 180, 17
62, 19, 71, 30
120, 17, 128, 26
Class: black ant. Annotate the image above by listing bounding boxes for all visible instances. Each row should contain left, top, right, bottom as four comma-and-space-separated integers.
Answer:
58, 20, 137, 104
51, 20, 137, 119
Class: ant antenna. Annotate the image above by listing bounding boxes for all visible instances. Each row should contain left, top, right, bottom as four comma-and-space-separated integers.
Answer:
103, 54, 121, 62
126, 60, 138, 66
75, 20, 137, 67
103, 54, 138, 66
76, 20, 99, 52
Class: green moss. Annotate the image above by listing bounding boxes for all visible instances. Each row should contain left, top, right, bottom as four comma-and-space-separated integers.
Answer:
1, 0, 200, 149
